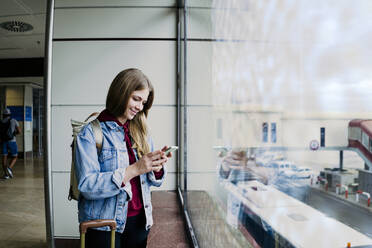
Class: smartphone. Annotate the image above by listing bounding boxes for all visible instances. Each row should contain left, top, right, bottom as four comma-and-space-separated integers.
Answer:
164, 146, 178, 156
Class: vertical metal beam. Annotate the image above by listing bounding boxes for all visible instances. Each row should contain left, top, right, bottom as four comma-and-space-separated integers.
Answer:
176, 0, 182, 196
183, 0, 188, 207
339, 150, 343, 171
177, 2, 199, 247
23, 85, 26, 159
38, 89, 42, 156
44, 0, 55, 247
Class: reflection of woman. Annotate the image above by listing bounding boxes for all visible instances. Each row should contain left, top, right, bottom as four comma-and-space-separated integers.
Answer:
75, 68, 173, 248
218, 150, 249, 228
219, 150, 274, 185
218, 150, 275, 247
219, 150, 248, 180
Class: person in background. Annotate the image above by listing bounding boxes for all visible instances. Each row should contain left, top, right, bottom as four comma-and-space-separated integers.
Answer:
0, 108, 21, 179
75, 68, 173, 248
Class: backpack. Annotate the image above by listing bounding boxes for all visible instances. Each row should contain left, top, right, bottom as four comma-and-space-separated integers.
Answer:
68, 112, 103, 201
0, 119, 14, 141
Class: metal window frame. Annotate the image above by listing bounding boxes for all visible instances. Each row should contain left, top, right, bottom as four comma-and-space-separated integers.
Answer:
44, 0, 55, 247
176, 1, 199, 247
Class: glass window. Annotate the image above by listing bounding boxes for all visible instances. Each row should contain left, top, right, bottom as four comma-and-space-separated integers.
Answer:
182, 1, 372, 247
349, 126, 362, 141
362, 132, 369, 149
271, 122, 277, 143
320, 127, 325, 147
262, 122, 268, 143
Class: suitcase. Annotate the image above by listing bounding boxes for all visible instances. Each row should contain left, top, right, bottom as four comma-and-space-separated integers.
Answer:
79, 219, 117, 248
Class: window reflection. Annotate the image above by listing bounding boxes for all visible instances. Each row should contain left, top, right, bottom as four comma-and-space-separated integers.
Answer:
184, 0, 372, 247
271, 123, 276, 143
262, 123, 268, 143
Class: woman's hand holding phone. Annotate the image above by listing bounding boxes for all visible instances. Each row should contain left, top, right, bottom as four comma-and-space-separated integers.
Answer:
152, 149, 167, 172
123, 146, 178, 183
123, 150, 167, 184
162, 146, 178, 157
151, 146, 178, 172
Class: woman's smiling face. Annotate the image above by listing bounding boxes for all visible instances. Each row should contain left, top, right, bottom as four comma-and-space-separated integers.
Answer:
122, 88, 150, 122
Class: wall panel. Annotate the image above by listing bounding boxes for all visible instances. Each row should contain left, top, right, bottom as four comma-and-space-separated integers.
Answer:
51, 105, 103, 172
54, 8, 176, 39
52, 172, 79, 237
55, 0, 176, 8
187, 107, 216, 172
188, 8, 212, 39
187, 42, 213, 105
52, 41, 176, 105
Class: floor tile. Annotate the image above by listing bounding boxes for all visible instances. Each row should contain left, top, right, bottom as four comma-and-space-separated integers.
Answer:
0, 158, 47, 247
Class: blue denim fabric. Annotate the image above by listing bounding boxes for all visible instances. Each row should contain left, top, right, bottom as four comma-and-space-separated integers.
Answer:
75, 121, 166, 233
1, 141, 18, 156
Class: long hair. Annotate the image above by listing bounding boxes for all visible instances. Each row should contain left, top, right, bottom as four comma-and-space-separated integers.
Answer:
106, 68, 154, 157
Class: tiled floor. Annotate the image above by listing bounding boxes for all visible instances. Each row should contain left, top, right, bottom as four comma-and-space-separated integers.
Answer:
148, 191, 190, 248
0, 157, 47, 248
0, 158, 189, 248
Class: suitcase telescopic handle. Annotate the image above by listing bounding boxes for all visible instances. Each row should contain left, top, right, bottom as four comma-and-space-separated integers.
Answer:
80, 219, 117, 248
80, 219, 117, 233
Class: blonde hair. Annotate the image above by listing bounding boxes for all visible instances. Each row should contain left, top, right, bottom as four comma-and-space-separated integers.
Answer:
106, 68, 154, 157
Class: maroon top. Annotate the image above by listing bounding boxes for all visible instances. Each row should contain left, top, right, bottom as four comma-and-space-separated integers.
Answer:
97, 109, 164, 217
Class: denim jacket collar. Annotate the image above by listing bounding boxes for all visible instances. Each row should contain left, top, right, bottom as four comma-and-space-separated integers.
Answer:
104, 121, 122, 130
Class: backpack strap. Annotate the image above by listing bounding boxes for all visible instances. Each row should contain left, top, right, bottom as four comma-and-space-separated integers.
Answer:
84, 112, 100, 122
90, 119, 103, 153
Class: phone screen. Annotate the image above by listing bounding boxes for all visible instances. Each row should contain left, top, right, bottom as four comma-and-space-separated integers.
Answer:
164, 146, 178, 155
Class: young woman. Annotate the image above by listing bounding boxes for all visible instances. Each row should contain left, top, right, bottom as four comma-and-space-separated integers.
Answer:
75, 68, 171, 248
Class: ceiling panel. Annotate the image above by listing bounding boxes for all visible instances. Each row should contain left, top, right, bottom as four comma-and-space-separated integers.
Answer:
0, 0, 46, 59
0, 0, 46, 16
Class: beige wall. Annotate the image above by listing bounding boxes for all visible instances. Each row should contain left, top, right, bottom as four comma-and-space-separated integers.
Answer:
6, 86, 23, 106
51, 1, 177, 237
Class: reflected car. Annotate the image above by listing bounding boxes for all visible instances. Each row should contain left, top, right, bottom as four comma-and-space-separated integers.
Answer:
281, 166, 314, 179
255, 152, 285, 167
265, 160, 296, 171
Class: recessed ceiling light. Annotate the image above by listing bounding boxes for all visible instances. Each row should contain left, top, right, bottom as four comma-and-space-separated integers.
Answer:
0, 21, 33, 32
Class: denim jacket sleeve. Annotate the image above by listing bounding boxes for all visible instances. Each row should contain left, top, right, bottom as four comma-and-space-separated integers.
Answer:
75, 124, 128, 200
146, 136, 167, 187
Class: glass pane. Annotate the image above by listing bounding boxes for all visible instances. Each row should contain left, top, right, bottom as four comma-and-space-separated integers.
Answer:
262, 123, 268, 143
183, 0, 372, 247
349, 127, 361, 141
271, 123, 276, 143
362, 132, 369, 149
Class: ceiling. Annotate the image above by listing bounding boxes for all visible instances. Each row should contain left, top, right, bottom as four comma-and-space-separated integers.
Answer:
0, 0, 46, 59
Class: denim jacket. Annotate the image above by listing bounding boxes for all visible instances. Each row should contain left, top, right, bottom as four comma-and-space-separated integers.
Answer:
75, 121, 166, 233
